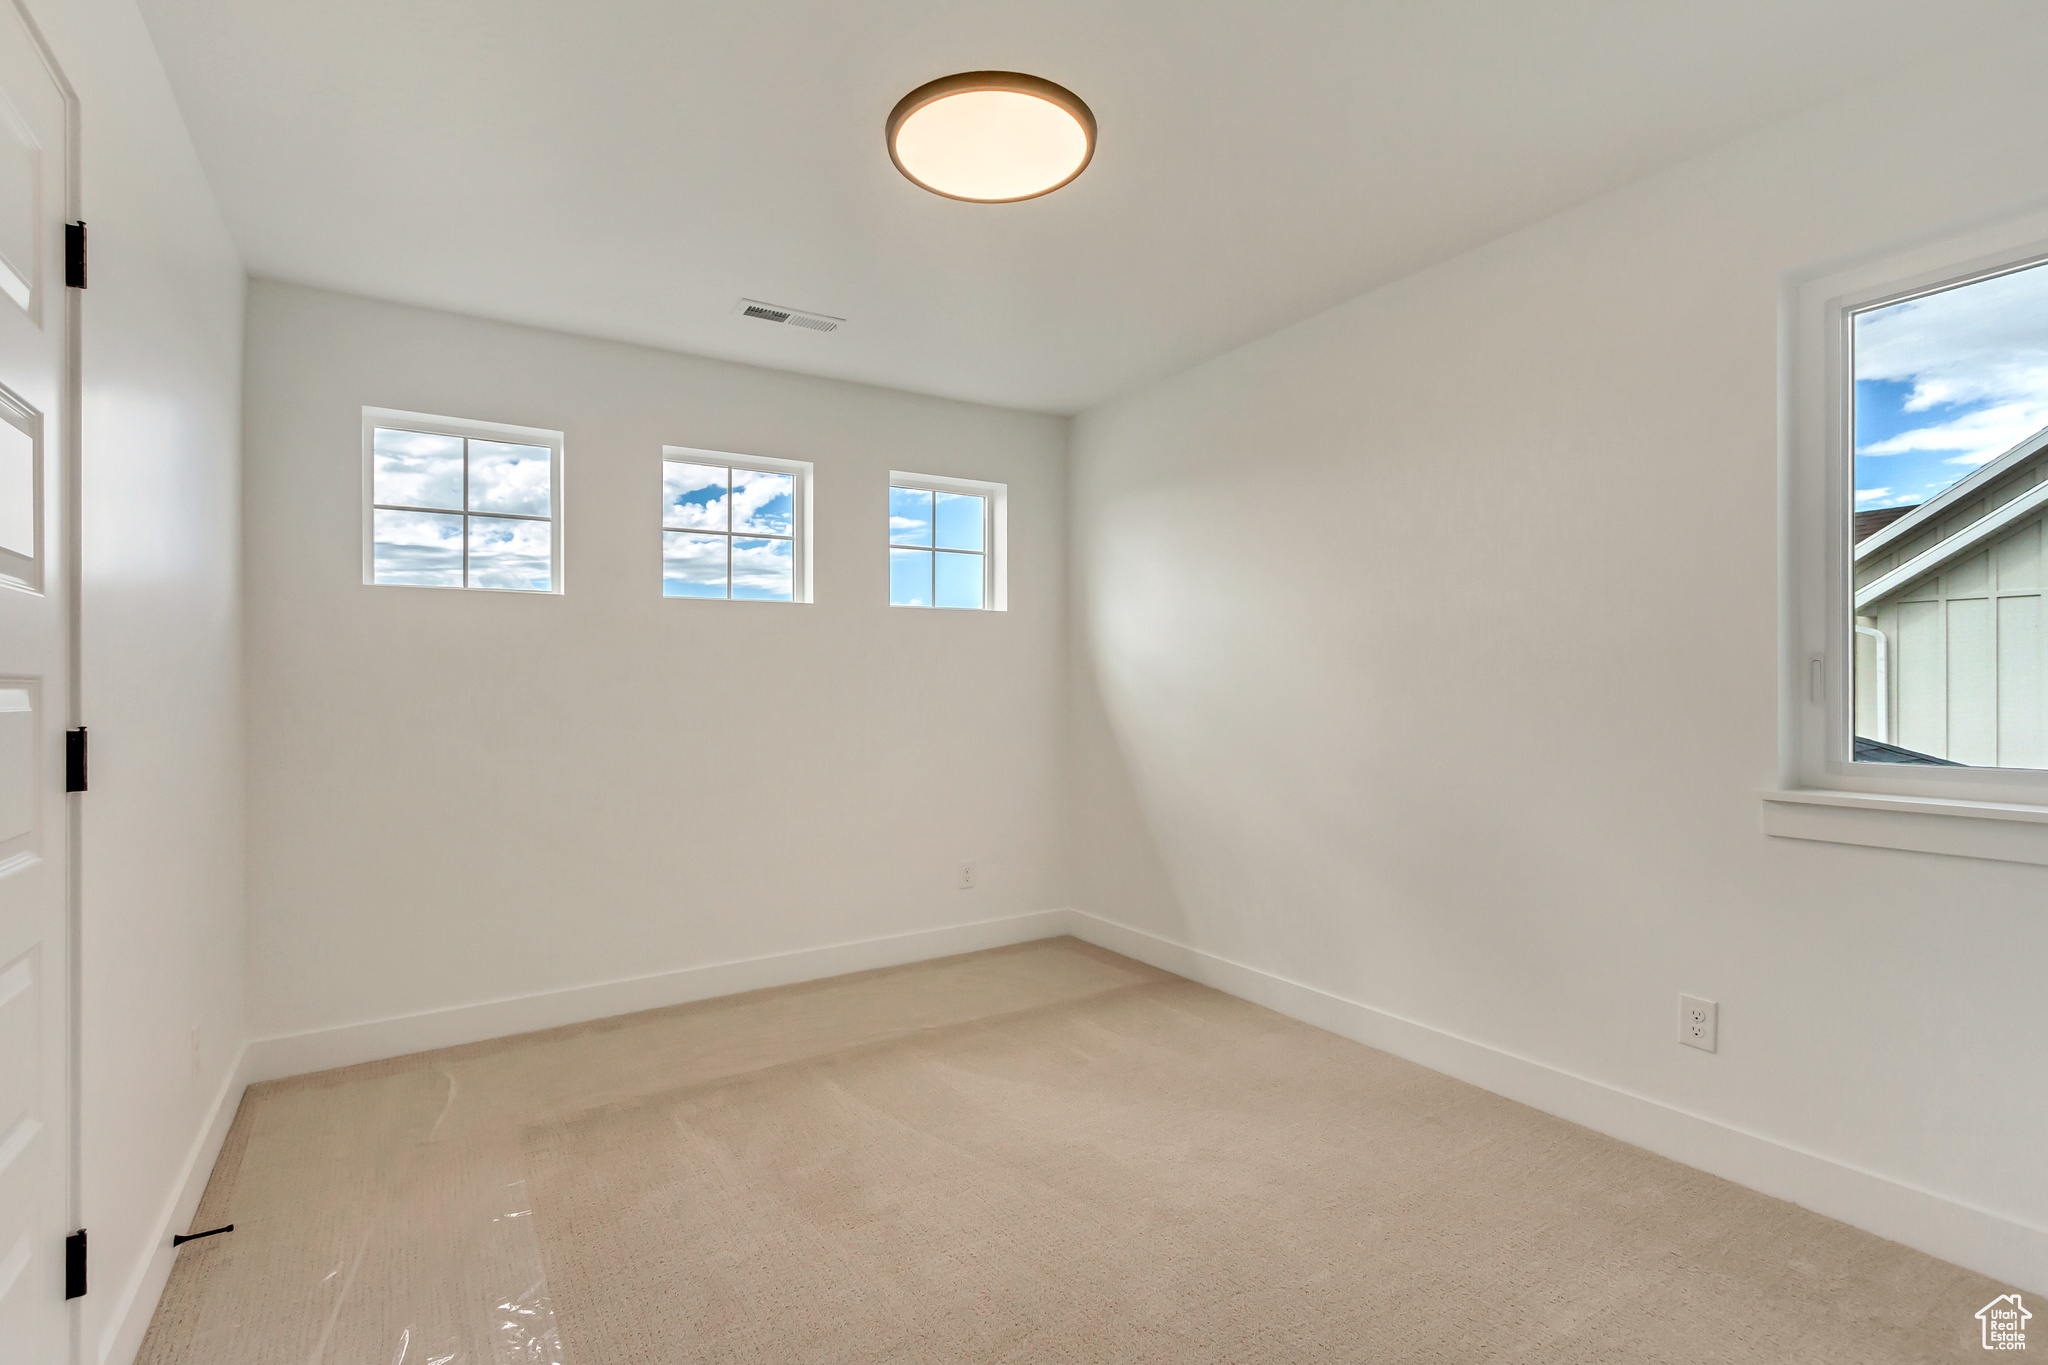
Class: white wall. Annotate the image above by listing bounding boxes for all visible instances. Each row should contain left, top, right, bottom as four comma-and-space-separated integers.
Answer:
26, 0, 249, 1359
242, 282, 1068, 1042
1070, 28, 2048, 1291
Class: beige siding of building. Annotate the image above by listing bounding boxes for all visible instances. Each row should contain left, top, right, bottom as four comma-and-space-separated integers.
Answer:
1859, 512, 2048, 766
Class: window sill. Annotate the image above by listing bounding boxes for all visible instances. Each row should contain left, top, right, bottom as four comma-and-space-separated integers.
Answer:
1762, 789, 2048, 867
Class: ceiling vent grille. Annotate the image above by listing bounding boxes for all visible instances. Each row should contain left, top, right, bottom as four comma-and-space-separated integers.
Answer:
737, 298, 842, 333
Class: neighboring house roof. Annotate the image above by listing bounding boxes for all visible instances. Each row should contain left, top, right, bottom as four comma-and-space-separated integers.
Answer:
1853, 504, 1918, 543
1853, 735, 1962, 765
1855, 422, 2048, 611
1858, 422, 2048, 563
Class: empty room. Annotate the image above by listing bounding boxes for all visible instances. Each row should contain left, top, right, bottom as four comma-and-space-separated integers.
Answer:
0, 0, 2043, 1359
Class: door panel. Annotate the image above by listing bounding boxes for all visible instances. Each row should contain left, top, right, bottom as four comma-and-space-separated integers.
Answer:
0, 0, 68, 1358
0, 73, 38, 322
0, 390, 40, 589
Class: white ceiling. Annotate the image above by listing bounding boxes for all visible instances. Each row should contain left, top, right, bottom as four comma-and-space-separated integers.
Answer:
138, 0, 2034, 414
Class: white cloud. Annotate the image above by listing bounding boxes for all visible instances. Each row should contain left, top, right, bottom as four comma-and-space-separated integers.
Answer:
890, 488, 933, 545
371, 508, 463, 586
1860, 399, 2048, 466
661, 530, 726, 591
658, 527, 793, 600
468, 441, 552, 516
373, 431, 555, 519
467, 516, 551, 590
1854, 488, 1890, 502
1855, 262, 2048, 467
731, 469, 793, 535
663, 461, 728, 530
732, 536, 793, 598
372, 428, 463, 509
663, 463, 794, 537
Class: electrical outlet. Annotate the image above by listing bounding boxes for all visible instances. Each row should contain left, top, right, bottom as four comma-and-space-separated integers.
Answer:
1680, 995, 1717, 1053
189, 1022, 202, 1079
958, 861, 976, 890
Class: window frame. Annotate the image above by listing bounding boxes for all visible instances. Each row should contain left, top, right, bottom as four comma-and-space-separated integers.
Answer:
1783, 208, 2048, 815
888, 471, 1007, 611
660, 445, 813, 604
361, 407, 565, 594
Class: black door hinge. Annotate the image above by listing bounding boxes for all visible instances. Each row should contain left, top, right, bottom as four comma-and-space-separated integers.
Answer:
64, 222, 85, 289
65, 727, 86, 793
64, 1229, 85, 1299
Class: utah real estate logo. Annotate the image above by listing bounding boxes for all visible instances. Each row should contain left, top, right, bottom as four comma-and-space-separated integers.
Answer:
1977, 1294, 2029, 1351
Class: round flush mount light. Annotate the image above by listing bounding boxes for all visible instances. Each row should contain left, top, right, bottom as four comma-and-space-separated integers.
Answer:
887, 71, 1096, 203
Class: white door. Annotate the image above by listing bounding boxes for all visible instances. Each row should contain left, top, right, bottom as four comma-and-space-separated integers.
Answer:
0, 0, 70, 1358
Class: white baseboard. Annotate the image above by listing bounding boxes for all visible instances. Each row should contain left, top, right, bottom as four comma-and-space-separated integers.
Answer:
243, 910, 1074, 1084
99, 1042, 252, 1365
1066, 910, 2047, 1297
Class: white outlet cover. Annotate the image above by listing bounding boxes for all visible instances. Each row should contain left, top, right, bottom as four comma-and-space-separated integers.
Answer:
1680, 995, 1717, 1053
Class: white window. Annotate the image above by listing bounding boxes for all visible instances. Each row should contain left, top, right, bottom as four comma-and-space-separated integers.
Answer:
661, 448, 812, 602
1783, 208, 2048, 827
889, 472, 1006, 610
363, 408, 562, 593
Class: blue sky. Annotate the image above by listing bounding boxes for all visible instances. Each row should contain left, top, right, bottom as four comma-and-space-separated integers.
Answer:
660, 461, 795, 598
889, 487, 984, 607
1854, 261, 2048, 510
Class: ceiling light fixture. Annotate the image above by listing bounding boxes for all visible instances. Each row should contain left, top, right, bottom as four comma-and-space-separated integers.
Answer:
886, 71, 1096, 203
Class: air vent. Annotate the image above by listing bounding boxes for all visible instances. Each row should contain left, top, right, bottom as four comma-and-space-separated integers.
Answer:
737, 298, 842, 334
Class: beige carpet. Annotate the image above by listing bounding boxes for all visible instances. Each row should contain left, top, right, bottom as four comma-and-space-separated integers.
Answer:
138, 939, 2010, 1362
